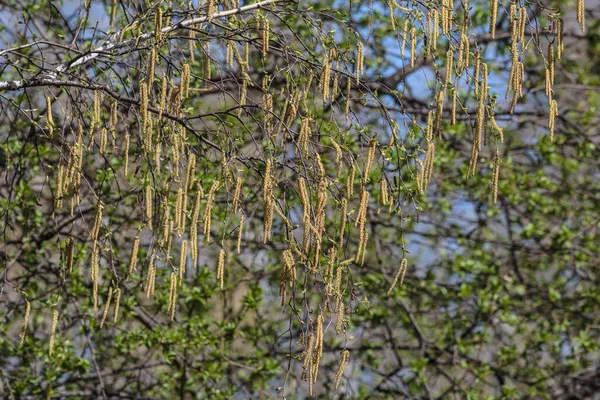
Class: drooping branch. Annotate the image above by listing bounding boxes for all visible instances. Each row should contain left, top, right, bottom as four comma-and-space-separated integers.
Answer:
0, 0, 287, 92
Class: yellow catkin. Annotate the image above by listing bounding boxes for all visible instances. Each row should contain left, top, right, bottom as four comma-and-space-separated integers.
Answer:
299, 117, 311, 154
379, 179, 389, 212
557, 19, 564, 60
148, 48, 156, 84
55, 165, 64, 209
100, 287, 113, 328
549, 99, 558, 141
401, 19, 408, 57
233, 175, 242, 212
99, 127, 107, 154
181, 64, 190, 100
302, 333, 314, 383
207, 0, 215, 21
492, 153, 500, 204
123, 131, 130, 177
387, 0, 396, 31
203, 181, 219, 241
179, 240, 188, 281
19, 300, 31, 346
91, 243, 99, 312
336, 302, 345, 334
237, 214, 244, 254
145, 185, 153, 229
577, 0, 585, 33
386, 257, 408, 296
169, 272, 177, 320
186, 153, 197, 191
145, 249, 157, 298
45, 96, 54, 137
548, 44, 555, 86
347, 165, 355, 198
363, 139, 376, 185
263, 158, 274, 243
339, 197, 347, 247
113, 288, 121, 323
91, 202, 103, 241
356, 42, 364, 83
357, 229, 369, 266
93, 90, 101, 127
545, 68, 551, 99
139, 82, 150, 153
444, 50, 453, 97
335, 263, 349, 311
217, 248, 225, 290
331, 138, 343, 178
154, 7, 162, 42
312, 315, 324, 384
238, 78, 248, 117
48, 307, 59, 356
355, 190, 369, 230
518, 7, 527, 44
410, 27, 416, 68
451, 88, 457, 126
334, 350, 350, 390
261, 17, 270, 58
128, 236, 139, 276
489, 0, 498, 38
321, 51, 331, 102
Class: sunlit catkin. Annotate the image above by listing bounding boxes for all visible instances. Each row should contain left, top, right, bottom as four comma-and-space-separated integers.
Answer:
99, 127, 107, 154
217, 248, 225, 290
145, 249, 157, 298
179, 240, 188, 281
233, 175, 242, 212
492, 153, 500, 205
145, 185, 153, 229
339, 197, 347, 247
347, 165, 355, 198
91, 202, 103, 242
91, 244, 99, 312
548, 44, 555, 86
19, 300, 31, 346
237, 213, 244, 254
203, 181, 219, 241
557, 19, 564, 59
113, 288, 121, 323
577, 0, 585, 33
128, 236, 139, 277
363, 139, 376, 185
48, 307, 59, 356
169, 272, 177, 320
336, 303, 345, 334
311, 315, 324, 384
207, 0, 214, 21
45, 96, 54, 137
302, 333, 314, 383
261, 17, 270, 58
100, 287, 113, 328
334, 350, 350, 390
489, 0, 498, 38
386, 257, 408, 296
356, 42, 364, 83
410, 26, 416, 68
148, 48, 156, 84
154, 7, 162, 42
